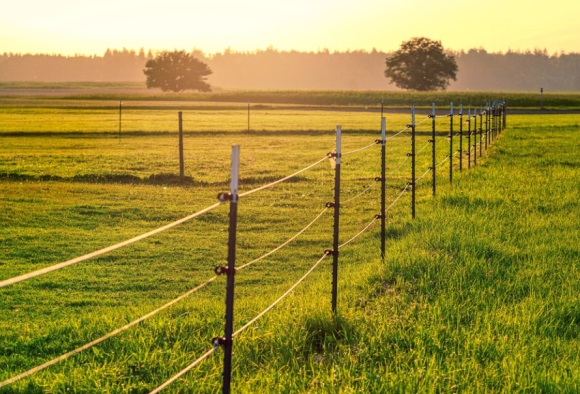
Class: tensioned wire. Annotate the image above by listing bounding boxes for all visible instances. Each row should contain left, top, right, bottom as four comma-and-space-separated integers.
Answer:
0, 155, 330, 289
386, 126, 409, 141
338, 215, 378, 249
416, 141, 432, 156
0, 202, 222, 289
312, 121, 421, 161
239, 155, 328, 198
415, 168, 433, 183
150, 170, 413, 392
67, 144, 420, 391
2, 129, 426, 383
384, 182, 411, 213
341, 179, 378, 206
151, 177, 398, 392
384, 115, 428, 142
149, 252, 330, 394
342, 181, 415, 249
387, 155, 410, 176
385, 141, 428, 178
342, 142, 377, 156
0, 206, 330, 388
1, 114, 461, 289
4, 108, 502, 389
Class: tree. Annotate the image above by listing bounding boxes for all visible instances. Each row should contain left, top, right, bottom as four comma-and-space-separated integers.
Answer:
385, 37, 458, 91
144, 50, 212, 92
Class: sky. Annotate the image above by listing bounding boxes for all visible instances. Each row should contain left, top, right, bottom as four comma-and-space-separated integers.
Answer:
1, 0, 579, 56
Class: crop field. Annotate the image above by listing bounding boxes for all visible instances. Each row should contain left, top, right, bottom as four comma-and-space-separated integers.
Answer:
2, 83, 580, 109
0, 95, 578, 392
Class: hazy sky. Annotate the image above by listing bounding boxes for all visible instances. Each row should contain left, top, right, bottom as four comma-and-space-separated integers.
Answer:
2, 0, 579, 56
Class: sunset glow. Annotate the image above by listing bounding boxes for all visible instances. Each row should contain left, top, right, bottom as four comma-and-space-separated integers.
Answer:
2, 0, 579, 56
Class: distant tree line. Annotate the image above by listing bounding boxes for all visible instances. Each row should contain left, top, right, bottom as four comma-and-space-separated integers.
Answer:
1, 47, 578, 91
0, 49, 149, 82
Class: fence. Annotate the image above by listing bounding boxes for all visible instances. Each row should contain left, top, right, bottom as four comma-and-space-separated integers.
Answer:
0, 100, 507, 392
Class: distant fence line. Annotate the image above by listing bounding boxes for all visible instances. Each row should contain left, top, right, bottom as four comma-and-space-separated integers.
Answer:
0, 101, 507, 392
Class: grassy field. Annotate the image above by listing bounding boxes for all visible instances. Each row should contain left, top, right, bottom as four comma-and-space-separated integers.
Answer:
2, 83, 580, 109
0, 96, 578, 392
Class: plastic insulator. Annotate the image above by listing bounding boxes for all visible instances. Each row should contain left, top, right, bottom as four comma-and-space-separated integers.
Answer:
324, 249, 336, 256
406, 153, 414, 157
214, 266, 234, 276
212, 337, 231, 347
327, 152, 337, 158
217, 192, 232, 202
375, 139, 384, 144
428, 139, 434, 143
375, 214, 384, 219
428, 115, 435, 119
325, 202, 335, 208
374, 177, 383, 182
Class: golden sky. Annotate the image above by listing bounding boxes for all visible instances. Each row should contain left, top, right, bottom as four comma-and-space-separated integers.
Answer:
2, 0, 579, 55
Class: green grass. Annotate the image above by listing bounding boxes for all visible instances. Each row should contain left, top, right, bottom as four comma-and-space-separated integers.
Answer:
0, 97, 578, 392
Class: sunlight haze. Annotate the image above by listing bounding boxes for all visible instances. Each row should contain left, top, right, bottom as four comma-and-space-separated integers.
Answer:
2, 0, 579, 55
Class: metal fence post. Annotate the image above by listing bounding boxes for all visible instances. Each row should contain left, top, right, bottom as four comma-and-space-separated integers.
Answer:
380, 117, 386, 261
331, 126, 342, 314
492, 101, 497, 140
459, 104, 463, 171
430, 103, 436, 196
479, 105, 483, 157
493, 101, 501, 137
118, 99, 122, 140
214, 146, 240, 394
489, 102, 495, 141
502, 101, 507, 131
178, 112, 184, 181
473, 108, 478, 166
498, 101, 502, 134
410, 106, 416, 219
467, 107, 471, 169
448, 102, 454, 183
485, 101, 489, 150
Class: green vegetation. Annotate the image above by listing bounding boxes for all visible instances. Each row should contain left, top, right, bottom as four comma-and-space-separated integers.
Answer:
1, 84, 580, 109
0, 95, 578, 392
144, 51, 212, 93
385, 37, 458, 91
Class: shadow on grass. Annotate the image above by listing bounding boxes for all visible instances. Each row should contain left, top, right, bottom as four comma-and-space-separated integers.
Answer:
302, 314, 354, 356
1, 172, 309, 187
0, 172, 196, 186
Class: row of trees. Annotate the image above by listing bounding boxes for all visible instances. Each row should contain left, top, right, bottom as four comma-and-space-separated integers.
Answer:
0, 49, 149, 82
2, 44, 579, 91
144, 38, 459, 92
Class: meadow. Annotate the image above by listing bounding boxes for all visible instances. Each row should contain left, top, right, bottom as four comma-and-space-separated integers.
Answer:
0, 94, 578, 392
